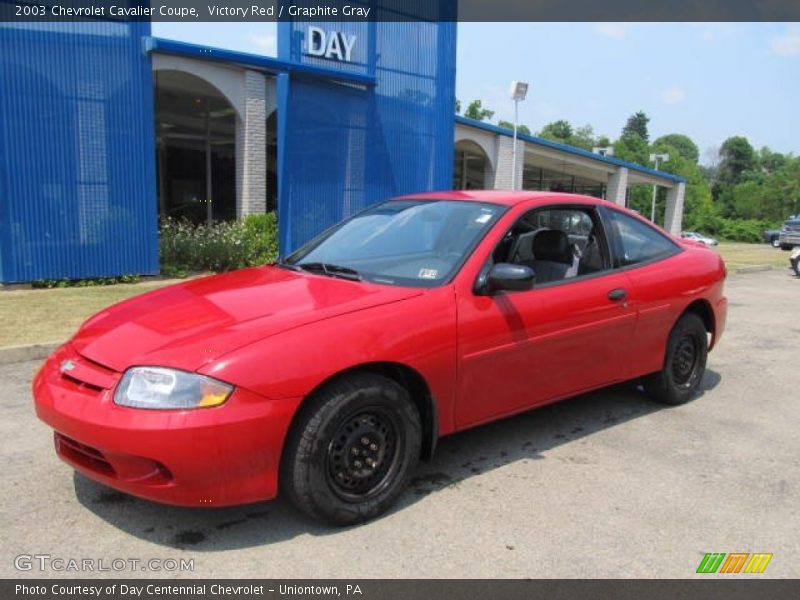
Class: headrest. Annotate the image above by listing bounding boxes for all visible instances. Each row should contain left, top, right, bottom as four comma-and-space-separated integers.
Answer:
533, 230, 572, 264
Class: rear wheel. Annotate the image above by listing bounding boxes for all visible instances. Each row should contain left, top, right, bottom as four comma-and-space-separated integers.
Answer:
781, 243, 793, 251
281, 373, 421, 526
643, 312, 708, 405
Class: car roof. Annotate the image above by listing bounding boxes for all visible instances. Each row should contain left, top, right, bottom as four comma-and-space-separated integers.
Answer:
395, 190, 620, 209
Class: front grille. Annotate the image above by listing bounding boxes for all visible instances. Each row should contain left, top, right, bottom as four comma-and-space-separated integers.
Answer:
61, 373, 104, 393
58, 347, 119, 392
55, 433, 116, 478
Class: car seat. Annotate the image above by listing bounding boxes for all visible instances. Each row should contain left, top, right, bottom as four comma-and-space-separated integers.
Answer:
531, 230, 575, 283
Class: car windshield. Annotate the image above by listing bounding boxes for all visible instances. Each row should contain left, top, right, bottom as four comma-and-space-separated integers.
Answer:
283, 199, 505, 287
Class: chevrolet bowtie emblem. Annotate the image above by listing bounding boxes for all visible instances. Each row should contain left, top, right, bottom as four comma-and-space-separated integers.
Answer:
60, 359, 76, 373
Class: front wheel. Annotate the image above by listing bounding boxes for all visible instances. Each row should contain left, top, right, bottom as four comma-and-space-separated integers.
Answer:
781, 243, 794, 251
643, 312, 708, 405
280, 373, 421, 526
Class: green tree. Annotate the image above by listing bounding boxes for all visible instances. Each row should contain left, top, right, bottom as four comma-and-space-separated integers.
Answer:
717, 136, 756, 185
652, 134, 699, 164
464, 100, 494, 121
613, 131, 649, 166
757, 146, 787, 173
571, 125, 600, 151
498, 120, 531, 135
622, 111, 650, 142
646, 134, 712, 225
538, 120, 573, 143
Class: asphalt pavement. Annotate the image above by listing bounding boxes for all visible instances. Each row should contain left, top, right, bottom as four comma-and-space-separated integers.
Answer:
2, 268, 798, 579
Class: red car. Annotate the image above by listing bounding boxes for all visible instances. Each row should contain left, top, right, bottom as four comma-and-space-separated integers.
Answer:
34, 191, 727, 525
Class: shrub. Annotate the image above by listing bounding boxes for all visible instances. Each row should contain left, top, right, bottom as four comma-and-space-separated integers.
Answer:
159, 213, 279, 275
31, 275, 141, 289
683, 206, 780, 243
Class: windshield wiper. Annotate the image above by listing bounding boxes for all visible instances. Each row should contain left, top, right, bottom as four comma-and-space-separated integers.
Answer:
295, 262, 362, 281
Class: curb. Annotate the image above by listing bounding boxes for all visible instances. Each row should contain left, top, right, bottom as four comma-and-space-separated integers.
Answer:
0, 341, 62, 365
732, 264, 773, 274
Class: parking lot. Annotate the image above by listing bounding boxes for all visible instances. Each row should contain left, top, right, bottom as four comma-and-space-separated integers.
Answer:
2, 268, 798, 579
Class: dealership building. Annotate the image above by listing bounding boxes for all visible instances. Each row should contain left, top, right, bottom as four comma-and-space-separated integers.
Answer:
0, 15, 685, 283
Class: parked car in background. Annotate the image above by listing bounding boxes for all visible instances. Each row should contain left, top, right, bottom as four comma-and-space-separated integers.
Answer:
791, 247, 800, 277
763, 229, 782, 248
779, 217, 800, 250
33, 192, 728, 525
681, 231, 719, 247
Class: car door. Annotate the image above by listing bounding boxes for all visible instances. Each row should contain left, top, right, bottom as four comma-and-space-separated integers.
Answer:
600, 207, 686, 380
454, 203, 637, 429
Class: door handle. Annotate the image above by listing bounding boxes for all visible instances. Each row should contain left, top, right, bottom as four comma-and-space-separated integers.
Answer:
607, 288, 627, 302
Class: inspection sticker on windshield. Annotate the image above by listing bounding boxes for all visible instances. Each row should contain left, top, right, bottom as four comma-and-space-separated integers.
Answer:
418, 268, 438, 279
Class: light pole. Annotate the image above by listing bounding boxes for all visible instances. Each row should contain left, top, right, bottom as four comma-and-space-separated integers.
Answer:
649, 153, 669, 222
593, 147, 614, 200
509, 80, 529, 190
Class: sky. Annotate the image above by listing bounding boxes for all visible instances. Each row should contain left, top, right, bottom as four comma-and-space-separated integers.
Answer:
152, 21, 800, 163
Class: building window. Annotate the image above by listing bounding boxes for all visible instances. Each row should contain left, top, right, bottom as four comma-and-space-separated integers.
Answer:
154, 70, 236, 225
522, 165, 605, 199
454, 140, 490, 189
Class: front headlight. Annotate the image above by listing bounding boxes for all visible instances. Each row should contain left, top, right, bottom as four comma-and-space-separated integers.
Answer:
114, 367, 233, 410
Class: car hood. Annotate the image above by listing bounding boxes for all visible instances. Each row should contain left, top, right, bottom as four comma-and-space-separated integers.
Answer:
71, 266, 423, 373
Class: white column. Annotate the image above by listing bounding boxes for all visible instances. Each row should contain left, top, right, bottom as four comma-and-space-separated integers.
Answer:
237, 69, 267, 218
605, 167, 628, 206
664, 182, 686, 236
235, 117, 244, 213
493, 135, 523, 190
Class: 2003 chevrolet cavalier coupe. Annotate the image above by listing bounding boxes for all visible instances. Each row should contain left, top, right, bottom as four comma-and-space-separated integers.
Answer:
34, 191, 727, 525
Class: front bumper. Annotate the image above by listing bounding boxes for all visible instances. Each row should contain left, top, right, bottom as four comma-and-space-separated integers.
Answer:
779, 232, 800, 246
790, 249, 800, 275
33, 344, 302, 507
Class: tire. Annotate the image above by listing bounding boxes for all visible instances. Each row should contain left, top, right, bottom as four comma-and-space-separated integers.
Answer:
781, 244, 793, 251
280, 373, 421, 526
643, 312, 708, 405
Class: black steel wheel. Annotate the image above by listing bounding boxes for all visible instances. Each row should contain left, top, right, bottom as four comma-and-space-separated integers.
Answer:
326, 408, 401, 502
670, 335, 701, 389
643, 312, 708, 405
281, 373, 421, 526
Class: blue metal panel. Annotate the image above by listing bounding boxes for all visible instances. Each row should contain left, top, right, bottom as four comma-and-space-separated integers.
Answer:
277, 2, 458, 253
0, 22, 158, 283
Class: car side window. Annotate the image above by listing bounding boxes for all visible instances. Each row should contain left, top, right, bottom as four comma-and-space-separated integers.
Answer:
605, 209, 680, 267
488, 206, 611, 286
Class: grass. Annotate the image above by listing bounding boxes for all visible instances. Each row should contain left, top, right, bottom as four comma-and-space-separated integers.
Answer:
713, 242, 790, 271
0, 279, 181, 348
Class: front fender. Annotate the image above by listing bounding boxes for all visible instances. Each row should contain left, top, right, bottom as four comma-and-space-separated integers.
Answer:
199, 286, 460, 435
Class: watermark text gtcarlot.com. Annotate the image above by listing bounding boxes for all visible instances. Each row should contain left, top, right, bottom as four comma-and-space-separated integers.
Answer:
14, 554, 194, 572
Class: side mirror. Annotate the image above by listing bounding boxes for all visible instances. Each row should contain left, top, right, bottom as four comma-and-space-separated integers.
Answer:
485, 263, 536, 293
